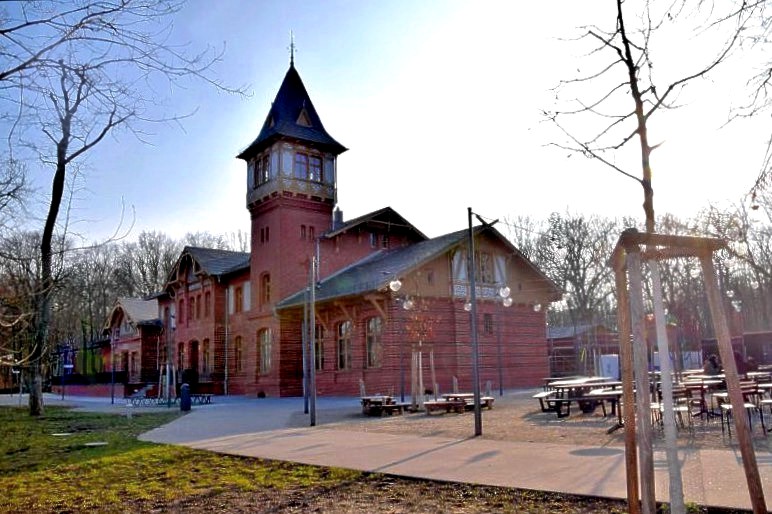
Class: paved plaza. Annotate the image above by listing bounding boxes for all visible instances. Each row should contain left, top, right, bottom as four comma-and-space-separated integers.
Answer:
5, 392, 771, 510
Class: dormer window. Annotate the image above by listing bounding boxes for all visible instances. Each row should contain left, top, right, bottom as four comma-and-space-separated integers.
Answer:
297, 107, 312, 127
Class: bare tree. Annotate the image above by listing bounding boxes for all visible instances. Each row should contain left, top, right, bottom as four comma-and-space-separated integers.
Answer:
115, 230, 180, 297
0, 0, 243, 416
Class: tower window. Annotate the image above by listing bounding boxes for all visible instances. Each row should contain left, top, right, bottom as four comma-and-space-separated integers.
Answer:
293, 151, 324, 182
301, 225, 306, 240
294, 152, 308, 179
309, 156, 322, 181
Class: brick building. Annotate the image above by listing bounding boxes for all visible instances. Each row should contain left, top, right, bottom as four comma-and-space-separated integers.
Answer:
110, 60, 561, 397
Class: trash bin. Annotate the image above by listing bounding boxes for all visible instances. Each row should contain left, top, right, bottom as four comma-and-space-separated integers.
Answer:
180, 383, 191, 412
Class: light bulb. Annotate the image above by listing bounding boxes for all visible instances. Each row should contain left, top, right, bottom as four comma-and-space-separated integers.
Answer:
389, 279, 402, 292
533, 303, 542, 312
463, 302, 472, 312
498, 286, 511, 298
502, 297, 513, 307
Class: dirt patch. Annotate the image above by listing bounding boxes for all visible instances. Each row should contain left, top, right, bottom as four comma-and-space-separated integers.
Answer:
323, 391, 772, 453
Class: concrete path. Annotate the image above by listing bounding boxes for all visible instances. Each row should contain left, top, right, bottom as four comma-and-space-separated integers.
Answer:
8, 393, 771, 510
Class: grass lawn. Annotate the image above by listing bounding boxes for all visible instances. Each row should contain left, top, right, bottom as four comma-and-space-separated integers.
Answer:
0, 406, 747, 513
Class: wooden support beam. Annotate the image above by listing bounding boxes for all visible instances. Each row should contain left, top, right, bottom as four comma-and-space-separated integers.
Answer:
613, 252, 640, 514
701, 255, 767, 514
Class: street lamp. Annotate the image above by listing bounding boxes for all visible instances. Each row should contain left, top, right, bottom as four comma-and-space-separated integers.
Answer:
467, 207, 483, 436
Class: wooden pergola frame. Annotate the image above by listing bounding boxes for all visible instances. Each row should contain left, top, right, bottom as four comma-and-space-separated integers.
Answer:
611, 229, 767, 514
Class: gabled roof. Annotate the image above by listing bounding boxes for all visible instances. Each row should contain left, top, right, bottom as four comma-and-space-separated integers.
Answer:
276, 225, 560, 310
104, 297, 159, 331
547, 324, 614, 340
164, 246, 250, 291
325, 206, 427, 240
276, 229, 469, 309
237, 64, 347, 160
181, 246, 251, 277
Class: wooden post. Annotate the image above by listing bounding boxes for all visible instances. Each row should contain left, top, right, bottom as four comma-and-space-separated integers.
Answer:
627, 250, 656, 514
701, 254, 767, 514
614, 252, 640, 514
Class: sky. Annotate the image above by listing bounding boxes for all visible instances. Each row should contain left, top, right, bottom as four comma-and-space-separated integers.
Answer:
40, 0, 770, 244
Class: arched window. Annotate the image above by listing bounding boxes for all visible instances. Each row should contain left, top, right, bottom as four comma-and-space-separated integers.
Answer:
258, 329, 272, 375
234, 336, 243, 373
204, 292, 211, 317
178, 299, 185, 325
189, 296, 195, 320
337, 321, 352, 371
202, 339, 211, 378
366, 317, 383, 368
260, 273, 271, 306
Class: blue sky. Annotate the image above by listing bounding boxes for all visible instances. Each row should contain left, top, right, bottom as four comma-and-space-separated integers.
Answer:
41, 1, 768, 244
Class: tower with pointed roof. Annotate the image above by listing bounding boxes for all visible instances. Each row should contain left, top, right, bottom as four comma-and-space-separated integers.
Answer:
237, 61, 346, 372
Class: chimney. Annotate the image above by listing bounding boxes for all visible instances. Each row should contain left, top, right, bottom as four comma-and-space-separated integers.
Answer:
333, 207, 343, 230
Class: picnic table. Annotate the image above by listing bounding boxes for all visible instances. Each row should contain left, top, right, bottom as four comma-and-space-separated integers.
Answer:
361, 395, 409, 416
537, 377, 623, 419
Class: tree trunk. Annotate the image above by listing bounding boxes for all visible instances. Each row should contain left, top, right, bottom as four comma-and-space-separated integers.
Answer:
29, 122, 70, 415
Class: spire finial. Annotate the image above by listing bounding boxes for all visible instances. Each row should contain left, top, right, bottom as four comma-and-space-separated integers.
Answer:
289, 30, 295, 66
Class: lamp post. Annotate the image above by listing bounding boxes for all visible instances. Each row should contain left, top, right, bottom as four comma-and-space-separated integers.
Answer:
467, 207, 483, 436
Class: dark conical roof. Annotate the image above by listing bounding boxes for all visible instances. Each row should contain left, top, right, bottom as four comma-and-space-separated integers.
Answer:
237, 64, 347, 160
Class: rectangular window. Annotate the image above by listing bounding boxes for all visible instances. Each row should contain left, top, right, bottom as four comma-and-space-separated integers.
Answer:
260, 154, 269, 184
309, 226, 315, 241
130, 351, 138, 377
259, 329, 272, 375
337, 321, 352, 370
196, 294, 202, 319
366, 317, 383, 368
235, 286, 243, 313
204, 292, 211, 317
301, 225, 306, 240
178, 343, 185, 371
294, 152, 308, 179
382, 234, 389, 249
476, 251, 494, 283
370, 233, 377, 248
483, 313, 494, 335
309, 156, 322, 181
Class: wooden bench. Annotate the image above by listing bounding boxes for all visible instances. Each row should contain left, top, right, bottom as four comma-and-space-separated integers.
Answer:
382, 402, 411, 415
424, 399, 466, 414
533, 390, 558, 412
546, 398, 574, 418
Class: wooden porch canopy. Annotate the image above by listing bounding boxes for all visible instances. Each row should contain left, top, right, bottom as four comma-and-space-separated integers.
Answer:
611, 228, 766, 514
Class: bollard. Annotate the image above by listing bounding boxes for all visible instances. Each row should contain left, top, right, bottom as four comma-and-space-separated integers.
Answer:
180, 383, 191, 412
